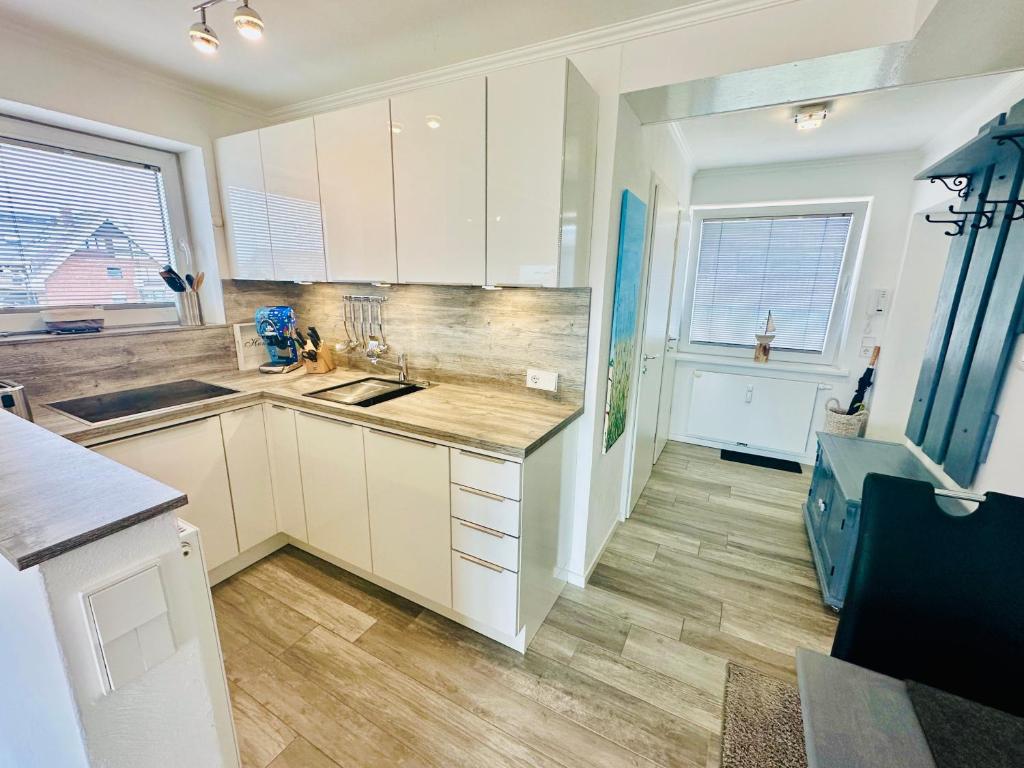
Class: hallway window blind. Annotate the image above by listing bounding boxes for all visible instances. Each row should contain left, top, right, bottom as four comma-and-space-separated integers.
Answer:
690, 213, 853, 353
0, 138, 178, 310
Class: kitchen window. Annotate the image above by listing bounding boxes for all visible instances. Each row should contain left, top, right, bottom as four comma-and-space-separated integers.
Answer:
0, 116, 192, 334
680, 201, 868, 363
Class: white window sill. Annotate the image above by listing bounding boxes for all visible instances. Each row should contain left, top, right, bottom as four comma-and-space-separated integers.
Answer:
668, 350, 851, 379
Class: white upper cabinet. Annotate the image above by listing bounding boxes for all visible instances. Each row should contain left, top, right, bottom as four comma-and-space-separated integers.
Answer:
486, 59, 599, 288
259, 118, 327, 282
216, 130, 275, 281
314, 100, 398, 284
391, 77, 486, 285
216, 119, 327, 282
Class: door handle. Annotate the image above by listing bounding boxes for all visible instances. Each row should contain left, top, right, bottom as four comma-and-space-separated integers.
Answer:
642, 353, 659, 360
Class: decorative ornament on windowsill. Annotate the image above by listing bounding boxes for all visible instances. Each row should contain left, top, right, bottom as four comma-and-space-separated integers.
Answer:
754, 310, 776, 363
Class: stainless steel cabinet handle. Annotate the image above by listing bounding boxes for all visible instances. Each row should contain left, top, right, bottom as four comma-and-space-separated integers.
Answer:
302, 411, 353, 426
457, 486, 506, 502
459, 450, 505, 464
369, 428, 435, 447
457, 519, 505, 539
458, 553, 504, 573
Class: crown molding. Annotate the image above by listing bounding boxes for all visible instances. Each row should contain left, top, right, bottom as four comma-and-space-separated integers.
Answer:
267, 0, 799, 122
0, 17, 266, 120
692, 147, 924, 177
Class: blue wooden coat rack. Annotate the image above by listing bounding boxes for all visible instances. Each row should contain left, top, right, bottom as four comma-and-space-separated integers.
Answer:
908, 99, 1024, 486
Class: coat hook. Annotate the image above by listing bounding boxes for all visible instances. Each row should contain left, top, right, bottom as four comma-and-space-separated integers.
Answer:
924, 212, 967, 237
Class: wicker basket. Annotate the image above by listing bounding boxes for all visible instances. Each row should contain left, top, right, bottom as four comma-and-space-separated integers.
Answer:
824, 397, 868, 438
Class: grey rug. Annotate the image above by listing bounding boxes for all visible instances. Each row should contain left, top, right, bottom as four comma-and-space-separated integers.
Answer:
721, 663, 807, 768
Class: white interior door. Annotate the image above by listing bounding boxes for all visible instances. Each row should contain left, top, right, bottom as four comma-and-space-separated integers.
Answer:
629, 184, 681, 511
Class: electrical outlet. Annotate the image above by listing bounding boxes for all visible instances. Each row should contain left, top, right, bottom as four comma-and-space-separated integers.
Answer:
860, 337, 877, 357
526, 369, 558, 392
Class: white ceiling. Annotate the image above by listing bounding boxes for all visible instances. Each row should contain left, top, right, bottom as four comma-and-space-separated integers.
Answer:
677, 73, 1016, 170
0, 0, 706, 112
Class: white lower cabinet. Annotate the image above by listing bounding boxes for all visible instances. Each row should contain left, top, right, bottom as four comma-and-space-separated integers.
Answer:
93, 418, 239, 570
364, 429, 452, 608
263, 404, 308, 541
90, 403, 575, 653
220, 406, 278, 551
452, 551, 519, 637
295, 412, 372, 571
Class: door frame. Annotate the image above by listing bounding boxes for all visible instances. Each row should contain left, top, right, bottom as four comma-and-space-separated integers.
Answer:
620, 173, 681, 519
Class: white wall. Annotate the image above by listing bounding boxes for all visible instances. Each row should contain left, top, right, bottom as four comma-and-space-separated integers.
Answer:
0, 23, 264, 322
874, 74, 1024, 495
0, 563, 88, 768
38, 514, 225, 767
664, 152, 920, 461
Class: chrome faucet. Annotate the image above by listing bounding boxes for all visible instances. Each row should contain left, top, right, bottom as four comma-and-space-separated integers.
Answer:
369, 351, 408, 383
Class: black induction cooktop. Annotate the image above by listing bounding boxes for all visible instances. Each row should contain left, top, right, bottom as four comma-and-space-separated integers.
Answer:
49, 379, 238, 423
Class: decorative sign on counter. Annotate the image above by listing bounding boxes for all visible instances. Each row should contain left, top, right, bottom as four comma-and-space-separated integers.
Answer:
233, 322, 268, 371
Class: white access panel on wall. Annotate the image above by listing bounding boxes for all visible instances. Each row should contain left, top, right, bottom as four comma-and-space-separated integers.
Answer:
687, 370, 817, 455
391, 77, 486, 285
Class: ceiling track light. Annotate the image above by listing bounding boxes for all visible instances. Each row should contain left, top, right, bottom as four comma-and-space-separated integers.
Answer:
189, 0, 265, 55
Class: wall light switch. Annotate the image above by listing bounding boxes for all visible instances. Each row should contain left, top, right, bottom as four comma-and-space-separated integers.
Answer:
526, 369, 558, 392
872, 289, 891, 315
860, 337, 877, 358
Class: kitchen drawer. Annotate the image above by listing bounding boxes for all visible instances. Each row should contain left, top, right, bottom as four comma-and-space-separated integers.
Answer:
452, 551, 519, 637
451, 517, 519, 573
451, 449, 521, 500
450, 484, 521, 536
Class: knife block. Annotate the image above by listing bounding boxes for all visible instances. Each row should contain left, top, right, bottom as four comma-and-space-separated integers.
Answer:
302, 345, 336, 374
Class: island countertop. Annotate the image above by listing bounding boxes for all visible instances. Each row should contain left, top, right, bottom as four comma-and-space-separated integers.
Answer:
0, 409, 187, 570
30, 366, 583, 459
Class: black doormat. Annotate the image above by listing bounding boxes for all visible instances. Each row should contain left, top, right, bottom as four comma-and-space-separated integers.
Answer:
721, 449, 802, 474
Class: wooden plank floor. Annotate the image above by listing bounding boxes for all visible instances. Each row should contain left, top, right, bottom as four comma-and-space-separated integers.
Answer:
213, 440, 838, 768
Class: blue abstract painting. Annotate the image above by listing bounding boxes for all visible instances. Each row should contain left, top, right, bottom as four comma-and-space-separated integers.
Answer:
603, 189, 648, 453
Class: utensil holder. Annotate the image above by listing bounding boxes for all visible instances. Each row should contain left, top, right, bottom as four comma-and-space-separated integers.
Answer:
302, 344, 336, 374
179, 292, 204, 326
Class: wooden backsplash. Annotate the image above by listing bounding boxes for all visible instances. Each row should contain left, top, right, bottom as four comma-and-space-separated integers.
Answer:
223, 280, 591, 403
0, 282, 590, 405
0, 325, 239, 403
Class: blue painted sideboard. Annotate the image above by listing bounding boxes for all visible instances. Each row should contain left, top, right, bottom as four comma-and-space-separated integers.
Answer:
805, 433, 941, 610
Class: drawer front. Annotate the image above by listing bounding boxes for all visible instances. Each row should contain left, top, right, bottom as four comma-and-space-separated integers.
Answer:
451, 449, 521, 500
451, 517, 519, 572
451, 484, 521, 536
452, 551, 519, 636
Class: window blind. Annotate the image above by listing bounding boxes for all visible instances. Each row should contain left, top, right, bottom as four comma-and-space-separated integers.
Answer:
690, 213, 853, 353
0, 138, 178, 309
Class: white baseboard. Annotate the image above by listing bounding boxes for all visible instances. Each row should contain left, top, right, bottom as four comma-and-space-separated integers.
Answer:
207, 533, 289, 586
570, 518, 620, 588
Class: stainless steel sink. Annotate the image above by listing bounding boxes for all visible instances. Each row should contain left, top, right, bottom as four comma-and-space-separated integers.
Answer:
49, 379, 239, 423
304, 377, 426, 407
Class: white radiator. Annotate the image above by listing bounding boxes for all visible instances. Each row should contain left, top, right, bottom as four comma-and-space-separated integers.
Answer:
686, 370, 818, 455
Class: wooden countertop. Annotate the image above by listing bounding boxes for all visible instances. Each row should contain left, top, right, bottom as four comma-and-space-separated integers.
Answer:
0, 410, 187, 571
32, 366, 583, 459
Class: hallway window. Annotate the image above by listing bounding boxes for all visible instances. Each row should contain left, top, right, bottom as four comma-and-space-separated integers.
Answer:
682, 202, 867, 362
